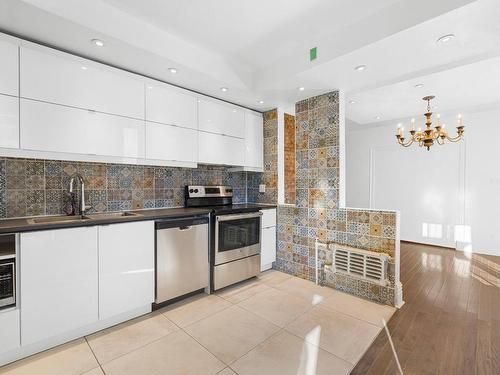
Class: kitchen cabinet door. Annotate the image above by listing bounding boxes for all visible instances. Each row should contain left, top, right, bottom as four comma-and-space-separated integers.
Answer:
145, 84, 197, 129
0, 39, 18, 96
198, 99, 244, 138
20, 227, 98, 346
0, 95, 19, 149
20, 99, 145, 159
146, 122, 197, 163
20, 46, 144, 119
98, 221, 154, 320
261, 226, 276, 271
198, 131, 244, 166
244, 112, 263, 170
0, 309, 20, 354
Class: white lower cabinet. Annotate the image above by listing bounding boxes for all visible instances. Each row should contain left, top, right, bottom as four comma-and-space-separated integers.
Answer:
0, 309, 20, 354
0, 94, 19, 149
198, 131, 244, 166
260, 209, 277, 271
98, 221, 155, 320
20, 227, 99, 346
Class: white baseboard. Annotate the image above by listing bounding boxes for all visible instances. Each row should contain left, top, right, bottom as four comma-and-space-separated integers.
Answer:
394, 281, 405, 308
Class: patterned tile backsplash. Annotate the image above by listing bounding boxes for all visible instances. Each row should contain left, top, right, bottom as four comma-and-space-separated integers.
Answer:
0, 158, 248, 218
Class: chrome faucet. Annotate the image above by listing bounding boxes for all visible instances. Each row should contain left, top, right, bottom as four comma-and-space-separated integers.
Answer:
69, 174, 91, 215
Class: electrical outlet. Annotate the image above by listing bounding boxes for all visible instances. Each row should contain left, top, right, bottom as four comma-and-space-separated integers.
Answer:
259, 184, 266, 193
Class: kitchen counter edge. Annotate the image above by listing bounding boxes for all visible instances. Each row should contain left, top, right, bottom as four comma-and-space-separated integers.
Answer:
0, 207, 212, 234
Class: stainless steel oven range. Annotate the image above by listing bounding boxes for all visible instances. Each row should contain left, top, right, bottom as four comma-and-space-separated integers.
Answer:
185, 185, 262, 291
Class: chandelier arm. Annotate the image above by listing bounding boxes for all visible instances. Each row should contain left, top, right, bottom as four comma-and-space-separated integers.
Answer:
446, 134, 464, 142
398, 138, 414, 147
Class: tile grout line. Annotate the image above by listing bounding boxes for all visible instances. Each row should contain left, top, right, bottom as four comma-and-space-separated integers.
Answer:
84, 313, 181, 370
84, 336, 106, 374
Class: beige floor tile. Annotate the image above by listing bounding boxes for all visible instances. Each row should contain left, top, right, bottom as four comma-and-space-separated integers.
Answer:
87, 312, 178, 364
231, 330, 352, 375
82, 367, 104, 375
216, 368, 238, 375
161, 293, 232, 328
0, 338, 98, 375
102, 330, 225, 375
256, 270, 292, 286
216, 278, 271, 304
238, 288, 313, 327
273, 276, 335, 305
321, 290, 396, 327
286, 305, 381, 364
184, 305, 280, 364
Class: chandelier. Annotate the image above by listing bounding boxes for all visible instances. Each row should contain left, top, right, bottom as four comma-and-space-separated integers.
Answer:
395, 96, 464, 150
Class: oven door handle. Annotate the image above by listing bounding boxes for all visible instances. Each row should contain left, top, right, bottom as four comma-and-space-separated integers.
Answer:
216, 212, 263, 222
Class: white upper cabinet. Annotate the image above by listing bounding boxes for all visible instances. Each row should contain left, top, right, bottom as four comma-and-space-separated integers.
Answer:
98, 221, 155, 320
21, 99, 145, 159
20, 46, 144, 119
198, 99, 245, 138
198, 132, 244, 166
0, 39, 18, 96
145, 84, 197, 129
0, 95, 19, 149
244, 112, 263, 170
146, 122, 197, 163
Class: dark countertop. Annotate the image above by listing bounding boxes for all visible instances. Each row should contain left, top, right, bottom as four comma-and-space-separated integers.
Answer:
0, 207, 212, 234
0, 204, 277, 234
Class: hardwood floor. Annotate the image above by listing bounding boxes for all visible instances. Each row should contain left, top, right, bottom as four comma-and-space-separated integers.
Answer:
351, 242, 500, 375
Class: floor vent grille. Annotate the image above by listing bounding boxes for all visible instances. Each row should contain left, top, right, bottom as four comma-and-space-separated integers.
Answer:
333, 244, 389, 286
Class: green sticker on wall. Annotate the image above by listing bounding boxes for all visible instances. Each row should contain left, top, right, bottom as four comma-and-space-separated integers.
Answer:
310, 47, 317, 61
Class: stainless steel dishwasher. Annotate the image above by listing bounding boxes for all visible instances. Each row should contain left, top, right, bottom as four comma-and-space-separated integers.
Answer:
155, 216, 209, 306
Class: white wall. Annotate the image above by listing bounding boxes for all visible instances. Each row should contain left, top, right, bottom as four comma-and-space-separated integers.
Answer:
346, 108, 500, 256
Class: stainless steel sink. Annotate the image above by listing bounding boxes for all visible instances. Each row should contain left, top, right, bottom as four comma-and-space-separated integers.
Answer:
86, 212, 142, 220
27, 215, 91, 224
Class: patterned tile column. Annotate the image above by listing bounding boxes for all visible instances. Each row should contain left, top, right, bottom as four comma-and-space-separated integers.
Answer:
274, 91, 401, 306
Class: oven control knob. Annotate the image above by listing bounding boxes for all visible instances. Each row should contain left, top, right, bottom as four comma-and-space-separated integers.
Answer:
194, 189, 199, 193
189, 189, 194, 193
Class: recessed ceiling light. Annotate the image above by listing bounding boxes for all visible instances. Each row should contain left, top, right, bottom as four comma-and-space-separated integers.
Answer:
220, 87, 228, 92
81, 66, 88, 70
147, 85, 153, 89
374, 116, 381, 120
437, 34, 455, 43
349, 100, 356, 104
414, 83, 424, 88
168, 67, 178, 74
91, 39, 104, 47
298, 87, 305, 91
354, 65, 367, 71
258, 100, 264, 104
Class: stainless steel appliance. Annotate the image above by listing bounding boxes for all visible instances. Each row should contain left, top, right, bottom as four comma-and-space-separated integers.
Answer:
0, 234, 16, 310
185, 185, 262, 291
155, 216, 209, 306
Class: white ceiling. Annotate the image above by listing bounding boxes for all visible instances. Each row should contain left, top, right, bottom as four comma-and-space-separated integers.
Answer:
0, 0, 498, 120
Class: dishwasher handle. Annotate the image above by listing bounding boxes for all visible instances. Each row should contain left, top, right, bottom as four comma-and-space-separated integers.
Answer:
155, 216, 208, 230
